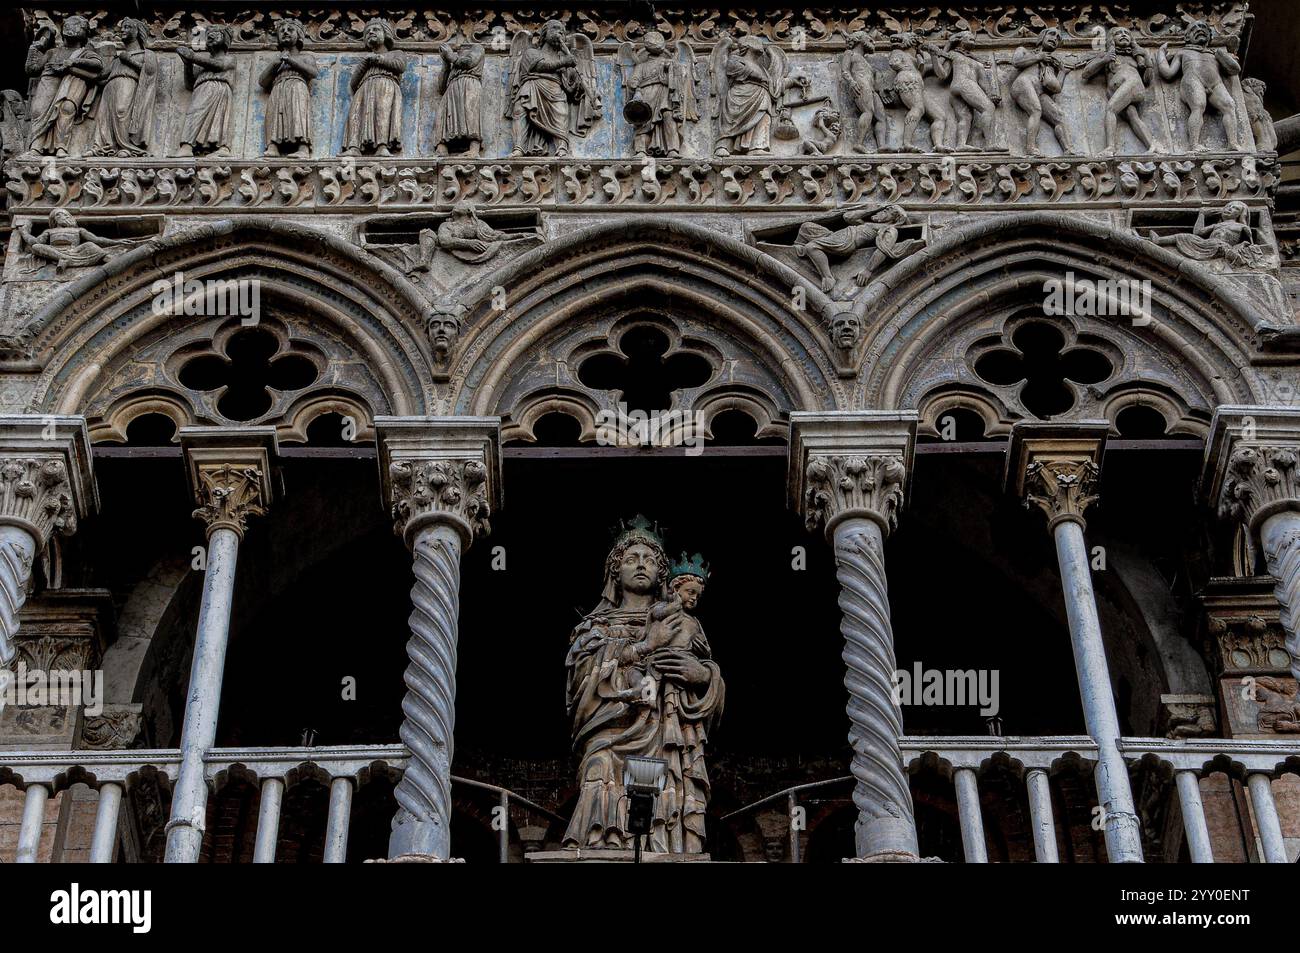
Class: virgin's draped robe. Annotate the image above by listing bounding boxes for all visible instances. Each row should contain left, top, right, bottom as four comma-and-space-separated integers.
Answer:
92, 46, 157, 155
718, 51, 774, 153
564, 604, 724, 853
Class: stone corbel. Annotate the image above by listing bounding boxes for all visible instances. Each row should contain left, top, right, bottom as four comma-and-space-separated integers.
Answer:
180, 427, 278, 540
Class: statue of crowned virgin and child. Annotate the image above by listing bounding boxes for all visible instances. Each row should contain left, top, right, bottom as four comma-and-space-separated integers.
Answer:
562, 516, 725, 854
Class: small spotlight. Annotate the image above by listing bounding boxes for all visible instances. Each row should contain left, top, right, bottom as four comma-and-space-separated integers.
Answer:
623, 756, 667, 862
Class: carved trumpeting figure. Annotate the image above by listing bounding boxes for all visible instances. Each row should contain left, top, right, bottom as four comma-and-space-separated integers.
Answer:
434, 42, 484, 156
1146, 201, 1269, 269
617, 31, 697, 158
1242, 78, 1277, 152
343, 19, 406, 157
176, 25, 234, 157
711, 33, 786, 157
839, 32, 888, 153
1010, 28, 1076, 156
1156, 21, 1243, 152
27, 15, 103, 157
17, 208, 132, 273
90, 18, 157, 157
1082, 27, 1162, 156
259, 18, 318, 157
887, 32, 951, 153
794, 204, 926, 292
929, 31, 1004, 152
505, 21, 600, 157
564, 518, 723, 853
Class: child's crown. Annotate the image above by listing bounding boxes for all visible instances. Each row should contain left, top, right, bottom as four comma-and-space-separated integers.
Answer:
669, 551, 710, 582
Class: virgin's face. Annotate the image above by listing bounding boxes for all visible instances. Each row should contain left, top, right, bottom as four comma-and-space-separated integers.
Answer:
619, 542, 661, 595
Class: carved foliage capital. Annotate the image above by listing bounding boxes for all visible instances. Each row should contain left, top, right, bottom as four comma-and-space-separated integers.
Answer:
803, 452, 907, 536
0, 455, 80, 543
389, 455, 492, 543
1023, 458, 1100, 529
1218, 444, 1300, 530
192, 463, 270, 538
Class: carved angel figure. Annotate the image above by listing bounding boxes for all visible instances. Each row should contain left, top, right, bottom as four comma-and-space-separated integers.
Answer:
618, 31, 697, 158
176, 25, 235, 157
1081, 27, 1162, 156
18, 208, 133, 273
1145, 201, 1269, 269
928, 31, 1003, 152
505, 21, 600, 157
793, 204, 926, 292
343, 18, 407, 157
1156, 21, 1244, 152
91, 17, 157, 157
27, 15, 103, 157
887, 32, 952, 153
1010, 27, 1075, 156
839, 32, 888, 153
712, 34, 786, 156
259, 18, 318, 157
435, 42, 484, 156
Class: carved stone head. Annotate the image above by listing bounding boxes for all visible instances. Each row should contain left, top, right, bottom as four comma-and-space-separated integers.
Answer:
275, 17, 307, 51
950, 31, 976, 52
846, 31, 875, 54
1243, 77, 1267, 100
205, 26, 232, 52
1223, 201, 1250, 226
641, 30, 667, 56
872, 204, 908, 225
63, 15, 90, 43
450, 201, 476, 221
831, 312, 862, 350
541, 20, 567, 48
1186, 20, 1212, 48
48, 208, 76, 228
1039, 27, 1062, 51
739, 36, 764, 55
426, 308, 462, 361
363, 18, 396, 51
1109, 27, 1135, 54
815, 108, 842, 136
117, 17, 149, 48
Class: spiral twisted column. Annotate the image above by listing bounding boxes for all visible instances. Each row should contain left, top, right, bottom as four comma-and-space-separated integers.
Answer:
0, 417, 96, 707
790, 411, 919, 861
165, 427, 276, 863
378, 416, 501, 862
1208, 408, 1300, 690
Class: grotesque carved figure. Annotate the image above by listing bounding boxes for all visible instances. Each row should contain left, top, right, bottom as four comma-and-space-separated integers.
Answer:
27, 15, 103, 157
91, 17, 158, 157
434, 41, 484, 157
1146, 200, 1268, 269
343, 19, 406, 157
425, 302, 464, 366
505, 20, 600, 157
617, 31, 698, 158
176, 25, 235, 157
1242, 78, 1277, 152
887, 32, 951, 153
711, 33, 786, 156
1252, 677, 1300, 733
802, 107, 843, 155
830, 311, 863, 352
839, 32, 889, 153
18, 208, 132, 273
260, 18, 318, 158
1156, 21, 1243, 152
1082, 27, 1162, 156
794, 204, 926, 292
1010, 28, 1076, 156
563, 518, 723, 854
929, 31, 1004, 152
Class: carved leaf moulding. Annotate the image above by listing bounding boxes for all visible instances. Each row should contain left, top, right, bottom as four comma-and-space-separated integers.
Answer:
25, 5, 1251, 48
4, 155, 1277, 213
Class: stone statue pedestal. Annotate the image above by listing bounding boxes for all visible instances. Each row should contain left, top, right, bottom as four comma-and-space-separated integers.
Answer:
526, 848, 713, 863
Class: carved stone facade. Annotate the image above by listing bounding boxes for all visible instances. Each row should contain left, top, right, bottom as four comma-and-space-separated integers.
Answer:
0, 0, 1298, 869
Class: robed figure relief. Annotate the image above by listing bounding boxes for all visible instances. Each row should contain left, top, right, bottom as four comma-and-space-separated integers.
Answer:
176, 26, 235, 157
343, 19, 406, 156
564, 518, 724, 853
91, 17, 157, 157
711, 33, 786, 156
259, 18, 318, 157
505, 21, 600, 157
617, 31, 698, 158
27, 16, 103, 157
434, 41, 484, 156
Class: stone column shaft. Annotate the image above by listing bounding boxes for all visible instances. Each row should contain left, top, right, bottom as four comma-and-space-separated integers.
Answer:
790, 411, 919, 861
377, 416, 500, 863
1009, 422, 1143, 863
164, 427, 276, 864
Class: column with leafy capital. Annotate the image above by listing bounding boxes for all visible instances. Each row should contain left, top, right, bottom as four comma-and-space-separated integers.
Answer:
0, 416, 97, 707
1206, 407, 1300, 704
790, 411, 920, 861
165, 427, 277, 863
1007, 420, 1143, 863
378, 416, 501, 862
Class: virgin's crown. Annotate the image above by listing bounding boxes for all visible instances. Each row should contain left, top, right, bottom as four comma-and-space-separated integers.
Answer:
613, 514, 665, 551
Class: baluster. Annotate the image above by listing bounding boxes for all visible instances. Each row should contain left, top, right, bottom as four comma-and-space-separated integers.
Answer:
323, 777, 353, 863
1025, 769, 1059, 863
16, 783, 49, 863
253, 777, 284, 863
89, 782, 124, 863
1174, 771, 1214, 863
1246, 773, 1288, 864
953, 768, 988, 863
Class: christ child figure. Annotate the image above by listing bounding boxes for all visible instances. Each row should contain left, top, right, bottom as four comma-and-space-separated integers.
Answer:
641, 553, 713, 704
